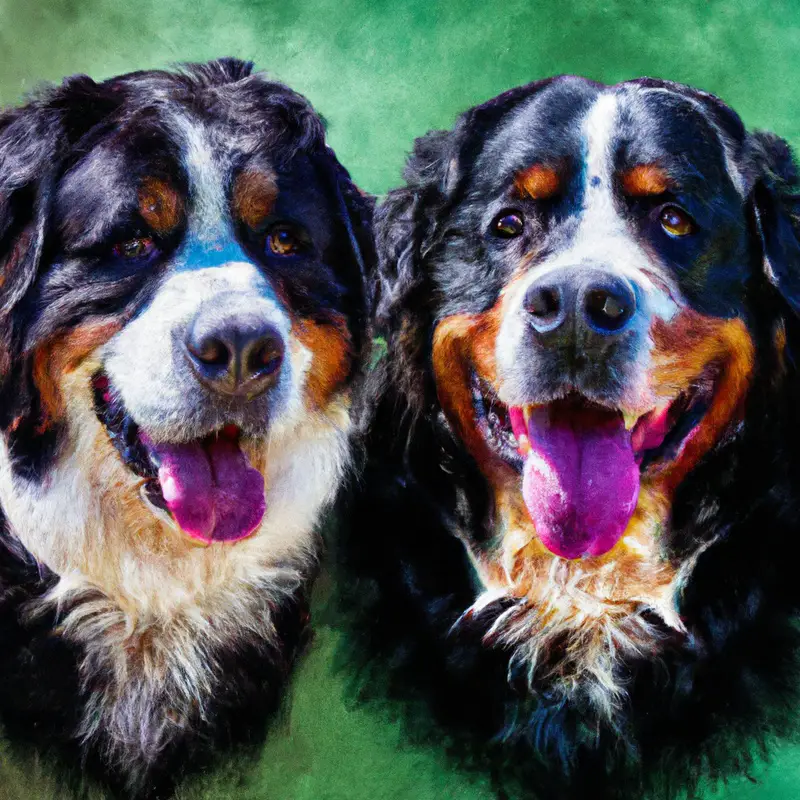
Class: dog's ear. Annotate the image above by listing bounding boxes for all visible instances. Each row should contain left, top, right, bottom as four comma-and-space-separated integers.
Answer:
374, 129, 458, 412
746, 130, 800, 315
326, 154, 376, 320
0, 105, 61, 398
374, 81, 556, 327
376, 79, 559, 412
310, 149, 376, 369
375, 128, 454, 313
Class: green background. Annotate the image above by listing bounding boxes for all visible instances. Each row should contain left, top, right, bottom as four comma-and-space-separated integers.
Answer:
1, 0, 800, 797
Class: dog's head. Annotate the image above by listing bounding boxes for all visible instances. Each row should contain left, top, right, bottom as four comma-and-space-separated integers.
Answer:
0, 60, 372, 570
375, 77, 800, 708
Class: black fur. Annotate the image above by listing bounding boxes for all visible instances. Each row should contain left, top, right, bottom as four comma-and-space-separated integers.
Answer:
0, 527, 310, 799
0, 59, 373, 799
338, 77, 800, 799
0, 57, 374, 478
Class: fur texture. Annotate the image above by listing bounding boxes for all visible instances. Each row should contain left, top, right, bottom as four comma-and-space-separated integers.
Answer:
339, 77, 800, 799
0, 59, 373, 799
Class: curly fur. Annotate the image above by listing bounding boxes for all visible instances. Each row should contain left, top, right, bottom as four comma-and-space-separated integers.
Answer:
338, 77, 800, 799
0, 58, 374, 799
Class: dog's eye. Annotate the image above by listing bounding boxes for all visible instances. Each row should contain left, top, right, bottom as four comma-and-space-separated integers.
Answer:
112, 236, 157, 261
659, 206, 694, 237
267, 225, 304, 256
492, 211, 525, 238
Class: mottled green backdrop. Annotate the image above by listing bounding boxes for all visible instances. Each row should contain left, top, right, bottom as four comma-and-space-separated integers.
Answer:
1, 1, 800, 798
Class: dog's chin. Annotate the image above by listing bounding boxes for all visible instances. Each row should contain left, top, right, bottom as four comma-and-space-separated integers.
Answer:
469, 369, 720, 560
91, 372, 268, 546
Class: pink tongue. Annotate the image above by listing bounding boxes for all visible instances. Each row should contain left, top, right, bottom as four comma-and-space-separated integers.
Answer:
510, 404, 640, 559
140, 431, 266, 544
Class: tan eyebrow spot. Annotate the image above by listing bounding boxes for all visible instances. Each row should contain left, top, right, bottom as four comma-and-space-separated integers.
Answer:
513, 164, 561, 200
233, 169, 279, 229
621, 164, 672, 197
137, 177, 183, 235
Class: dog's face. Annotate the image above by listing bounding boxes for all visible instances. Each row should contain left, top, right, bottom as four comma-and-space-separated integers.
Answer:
377, 76, 800, 709
0, 62, 371, 585
430, 79, 758, 561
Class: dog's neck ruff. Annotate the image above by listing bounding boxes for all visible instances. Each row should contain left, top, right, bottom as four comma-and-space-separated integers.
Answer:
0, 392, 351, 786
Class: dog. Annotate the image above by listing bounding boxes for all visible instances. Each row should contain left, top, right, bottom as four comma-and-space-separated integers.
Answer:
340, 77, 800, 799
0, 58, 373, 798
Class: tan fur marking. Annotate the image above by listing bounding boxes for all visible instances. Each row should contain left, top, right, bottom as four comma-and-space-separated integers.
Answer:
513, 164, 561, 200
773, 319, 788, 383
434, 272, 754, 715
32, 320, 123, 431
138, 177, 183, 235
232, 169, 279, 230
620, 163, 672, 197
292, 314, 353, 410
650, 311, 754, 493
431, 273, 531, 471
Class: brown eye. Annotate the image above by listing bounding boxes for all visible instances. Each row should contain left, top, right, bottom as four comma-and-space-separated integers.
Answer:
112, 236, 156, 260
659, 205, 694, 237
267, 226, 303, 256
492, 211, 525, 238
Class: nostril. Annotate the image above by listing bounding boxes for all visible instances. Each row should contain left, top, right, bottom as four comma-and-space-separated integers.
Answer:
583, 282, 635, 333
246, 332, 284, 380
188, 335, 231, 368
529, 287, 561, 319
524, 283, 563, 332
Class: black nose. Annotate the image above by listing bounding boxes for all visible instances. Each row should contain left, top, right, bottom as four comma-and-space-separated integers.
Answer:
581, 275, 636, 333
185, 298, 285, 398
523, 268, 636, 337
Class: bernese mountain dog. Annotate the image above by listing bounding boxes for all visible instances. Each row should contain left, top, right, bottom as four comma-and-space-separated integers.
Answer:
0, 59, 372, 798
340, 77, 800, 799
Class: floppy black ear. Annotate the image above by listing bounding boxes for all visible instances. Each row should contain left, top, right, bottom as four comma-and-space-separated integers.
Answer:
326, 152, 376, 316
0, 104, 61, 425
375, 78, 560, 413
311, 148, 377, 367
374, 128, 457, 412
375, 130, 451, 311
747, 130, 800, 315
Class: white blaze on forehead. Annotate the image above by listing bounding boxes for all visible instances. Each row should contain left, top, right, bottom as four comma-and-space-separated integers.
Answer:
575, 92, 679, 306
169, 114, 230, 237
574, 92, 640, 277
501, 91, 681, 316
583, 92, 620, 196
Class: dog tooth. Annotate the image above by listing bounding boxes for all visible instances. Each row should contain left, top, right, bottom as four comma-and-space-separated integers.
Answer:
623, 411, 639, 431
522, 405, 532, 428
518, 434, 531, 456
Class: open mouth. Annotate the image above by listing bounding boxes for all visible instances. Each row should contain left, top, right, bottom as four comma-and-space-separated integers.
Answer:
92, 373, 266, 544
471, 372, 716, 560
